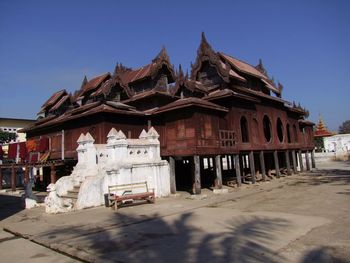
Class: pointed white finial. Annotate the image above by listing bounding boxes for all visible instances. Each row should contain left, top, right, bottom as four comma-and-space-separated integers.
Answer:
147, 127, 159, 139
77, 133, 86, 143
139, 129, 148, 139
107, 128, 118, 138
85, 132, 95, 143
117, 130, 126, 139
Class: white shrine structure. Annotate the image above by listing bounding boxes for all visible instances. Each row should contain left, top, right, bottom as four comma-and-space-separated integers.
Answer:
44, 127, 170, 213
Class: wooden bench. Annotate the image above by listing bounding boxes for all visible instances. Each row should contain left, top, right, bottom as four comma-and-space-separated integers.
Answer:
107, 181, 155, 210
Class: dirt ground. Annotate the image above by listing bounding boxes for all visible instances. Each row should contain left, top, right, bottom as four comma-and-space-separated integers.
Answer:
0, 160, 349, 263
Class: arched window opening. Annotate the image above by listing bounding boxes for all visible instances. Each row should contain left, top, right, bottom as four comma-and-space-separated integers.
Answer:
277, 118, 284, 143
293, 124, 298, 142
240, 116, 249, 143
263, 115, 272, 142
287, 124, 291, 143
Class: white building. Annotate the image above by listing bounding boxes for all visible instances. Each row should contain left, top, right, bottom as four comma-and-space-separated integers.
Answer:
324, 134, 350, 152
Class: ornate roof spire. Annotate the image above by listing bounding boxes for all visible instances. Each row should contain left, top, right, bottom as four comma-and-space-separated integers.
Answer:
152, 45, 170, 64
255, 58, 268, 76
178, 64, 184, 79
80, 75, 88, 90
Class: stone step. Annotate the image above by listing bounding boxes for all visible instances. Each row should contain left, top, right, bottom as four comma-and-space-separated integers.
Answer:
60, 193, 78, 199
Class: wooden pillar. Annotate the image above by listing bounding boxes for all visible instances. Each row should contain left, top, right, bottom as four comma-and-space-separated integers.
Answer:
234, 155, 242, 186
0, 167, 2, 190
249, 151, 256, 184
273, 151, 280, 178
311, 150, 316, 169
11, 164, 16, 191
292, 150, 297, 174
169, 156, 176, 194
285, 150, 292, 175
220, 155, 224, 171
215, 155, 223, 189
24, 165, 30, 185
50, 164, 57, 184
305, 151, 311, 171
298, 150, 304, 172
259, 151, 266, 181
193, 155, 201, 195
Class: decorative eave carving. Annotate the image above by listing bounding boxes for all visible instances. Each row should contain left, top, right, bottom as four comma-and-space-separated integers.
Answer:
102, 73, 134, 98
171, 65, 208, 97
190, 32, 230, 83
150, 46, 176, 82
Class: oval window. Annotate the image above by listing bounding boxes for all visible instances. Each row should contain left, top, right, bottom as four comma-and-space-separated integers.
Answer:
277, 118, 284, 143
286, 124, 291, 143
263, 115, 272, 142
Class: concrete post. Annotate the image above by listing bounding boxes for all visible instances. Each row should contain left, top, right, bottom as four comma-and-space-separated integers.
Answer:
305, 151, 311, 171
259, 151, 266, 181
274, 150, 280, 178
169, 156, 176, 194
234, 155, 242, 186
194, 155, 201, 195
215, 155, 223, 189
292, 150, 297, 174
298, 150, 304, 172
285, 150, 292, 175
311, 149, 316, 169
249, 151, 256, 184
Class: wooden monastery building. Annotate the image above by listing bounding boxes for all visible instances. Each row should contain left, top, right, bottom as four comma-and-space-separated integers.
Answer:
1, 33, 315, 194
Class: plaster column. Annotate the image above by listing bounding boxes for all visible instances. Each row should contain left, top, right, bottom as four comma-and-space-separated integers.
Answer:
259, 151, 266, 181
305, 151, 311, 171
311, 149, 316, 169
193, 155, 201, 195
249, 151, 256, 184
169, 156, 176, 194
273, 151, 280, 178
234, 154, 242, 186
215, 155, 223, 189
298, 150, 304, 172
285, 150, 292, 175
292, 150, 297, 174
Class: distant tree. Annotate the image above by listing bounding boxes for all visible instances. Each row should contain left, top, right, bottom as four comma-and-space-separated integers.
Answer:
0, 129, 17, 144
338, 120, 350, 134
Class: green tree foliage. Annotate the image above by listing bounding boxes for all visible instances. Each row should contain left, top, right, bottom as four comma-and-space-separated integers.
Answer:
314, 137, 324, 152
338, 120, 350, 134
0, 129, 17, 144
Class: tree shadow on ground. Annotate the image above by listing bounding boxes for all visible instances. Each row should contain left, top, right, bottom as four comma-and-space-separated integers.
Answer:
287, 168, 350, 187
39, 212, 289, 263
302, 246, 350, 263
0, 194, 24, 221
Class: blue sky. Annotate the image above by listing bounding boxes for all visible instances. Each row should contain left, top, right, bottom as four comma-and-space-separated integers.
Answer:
0, 0, 349, 131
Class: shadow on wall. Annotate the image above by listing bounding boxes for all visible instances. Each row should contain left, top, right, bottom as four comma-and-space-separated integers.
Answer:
38, 212, 290, 263
0, 194, 24, 221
